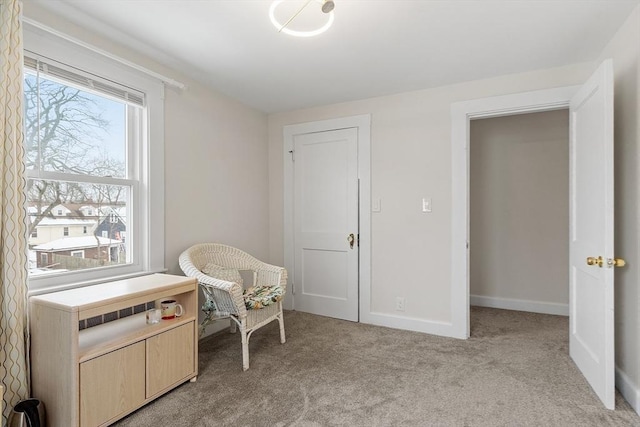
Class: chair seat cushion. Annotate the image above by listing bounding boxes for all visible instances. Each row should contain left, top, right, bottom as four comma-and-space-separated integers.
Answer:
243, 286, 284, 310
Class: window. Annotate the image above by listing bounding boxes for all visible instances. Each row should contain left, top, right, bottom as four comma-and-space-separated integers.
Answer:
101, 231, 108, 238
25, 60, 134, 278
70, 250, 85, 258
25, 23, 165, 290
31, 229, 37, 238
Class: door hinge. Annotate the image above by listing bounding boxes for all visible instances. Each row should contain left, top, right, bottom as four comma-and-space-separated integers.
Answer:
357, 234, 360, 247
291, 282, 295, 295
289, 150, 295, 161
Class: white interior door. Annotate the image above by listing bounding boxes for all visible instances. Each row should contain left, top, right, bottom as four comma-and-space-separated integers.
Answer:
293, 128, 359, 321
569, 59, 615, 409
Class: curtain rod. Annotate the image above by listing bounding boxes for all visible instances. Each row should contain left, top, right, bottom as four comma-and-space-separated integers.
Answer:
22, 16, 187, 90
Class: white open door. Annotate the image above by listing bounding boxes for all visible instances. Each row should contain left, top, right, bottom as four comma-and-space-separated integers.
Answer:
293, 128, 359, 321
569, 59, 617, 409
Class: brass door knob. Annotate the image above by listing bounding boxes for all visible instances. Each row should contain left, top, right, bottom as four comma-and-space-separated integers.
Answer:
586, 256, 604, 267
587, 256, 626, 268
607, 258, 626, 268
347, 233, 355, 249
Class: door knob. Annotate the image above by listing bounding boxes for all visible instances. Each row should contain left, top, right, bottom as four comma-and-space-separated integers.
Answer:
607, 258, 626, 268
347, 233, 355, 249
587, 256, 627, 268
586, 256, 603, 267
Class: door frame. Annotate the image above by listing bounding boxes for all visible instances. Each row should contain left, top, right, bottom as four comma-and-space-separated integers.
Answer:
283, 115, 371, 319
450, 86, 579, 339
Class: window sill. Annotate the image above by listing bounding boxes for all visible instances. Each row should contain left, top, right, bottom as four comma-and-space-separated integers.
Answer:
28, 268, 168, 297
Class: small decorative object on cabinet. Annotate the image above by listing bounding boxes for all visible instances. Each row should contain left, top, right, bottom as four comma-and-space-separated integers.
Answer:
29, 273, 198, 427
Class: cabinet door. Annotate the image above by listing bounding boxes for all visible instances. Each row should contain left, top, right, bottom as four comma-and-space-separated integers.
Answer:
146, 322, 195, 397
80, 342, 145, 427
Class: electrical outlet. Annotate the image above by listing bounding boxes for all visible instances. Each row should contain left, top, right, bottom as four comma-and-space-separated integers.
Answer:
422, 197, 432, 213
396, 297, 405, 312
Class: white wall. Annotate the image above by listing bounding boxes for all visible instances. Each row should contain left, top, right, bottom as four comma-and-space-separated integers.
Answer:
163, 80, 269, 274
469, 110, 569, 313
269, 63, 594, 329
597, 4, 640, 413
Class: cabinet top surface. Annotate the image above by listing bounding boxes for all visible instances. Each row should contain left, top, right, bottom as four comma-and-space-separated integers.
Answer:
29, 274, 196, 311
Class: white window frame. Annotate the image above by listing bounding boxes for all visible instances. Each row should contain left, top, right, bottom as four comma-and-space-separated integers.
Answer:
70, 250, 85, 258
25, 23, 165, 291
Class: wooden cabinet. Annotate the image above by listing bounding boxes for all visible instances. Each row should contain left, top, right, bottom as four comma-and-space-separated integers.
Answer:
146, 323, 195, 397
30, 274, 198, 427
80, 342, 146, 427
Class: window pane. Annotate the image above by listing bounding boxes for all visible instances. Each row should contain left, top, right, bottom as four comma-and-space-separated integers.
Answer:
28, 179, 130, 276
24, 73, 127, 178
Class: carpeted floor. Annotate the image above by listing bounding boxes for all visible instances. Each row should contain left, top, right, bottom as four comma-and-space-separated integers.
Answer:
115, 307, 640, 426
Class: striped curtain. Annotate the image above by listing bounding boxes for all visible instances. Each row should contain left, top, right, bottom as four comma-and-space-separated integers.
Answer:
0, 0, 30, 422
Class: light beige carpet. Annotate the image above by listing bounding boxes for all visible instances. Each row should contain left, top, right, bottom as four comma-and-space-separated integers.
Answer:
115, 307, 640, 426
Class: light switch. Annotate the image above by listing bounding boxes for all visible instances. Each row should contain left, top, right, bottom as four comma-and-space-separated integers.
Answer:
372, 198, 381, 213
422, 197, 432, 213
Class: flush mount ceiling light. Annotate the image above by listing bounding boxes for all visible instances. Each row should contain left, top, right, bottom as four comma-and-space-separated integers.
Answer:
269, 0, 335, 37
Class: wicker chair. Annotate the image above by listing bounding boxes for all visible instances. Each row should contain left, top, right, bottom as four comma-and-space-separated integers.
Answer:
179, 243, 287, 371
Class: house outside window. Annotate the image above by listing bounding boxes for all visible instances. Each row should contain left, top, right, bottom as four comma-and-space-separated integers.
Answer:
70, 250, 85, 258
31, 228, 37, 238
24, 23, 165, 290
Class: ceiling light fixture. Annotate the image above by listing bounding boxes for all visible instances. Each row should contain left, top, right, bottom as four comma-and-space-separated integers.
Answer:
269, 0, 335, 38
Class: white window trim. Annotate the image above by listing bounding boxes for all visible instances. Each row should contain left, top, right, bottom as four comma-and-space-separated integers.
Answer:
70, 250, 85, 258
24, 22, 165, 291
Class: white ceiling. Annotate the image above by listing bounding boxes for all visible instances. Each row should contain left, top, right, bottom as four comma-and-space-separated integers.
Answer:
28, 0, 640, 113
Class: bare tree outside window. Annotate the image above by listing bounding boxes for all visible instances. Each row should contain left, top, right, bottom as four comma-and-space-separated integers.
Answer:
25, 72, 129, 273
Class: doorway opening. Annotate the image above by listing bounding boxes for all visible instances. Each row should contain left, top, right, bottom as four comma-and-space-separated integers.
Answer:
469, 110, 570, 331
452, 62, 615, 408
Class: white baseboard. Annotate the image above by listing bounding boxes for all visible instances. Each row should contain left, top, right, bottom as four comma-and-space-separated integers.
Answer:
616, 366, 640, 415
470, 295, 569, 316
360, 312, 465, 339
360, 296, 568, 339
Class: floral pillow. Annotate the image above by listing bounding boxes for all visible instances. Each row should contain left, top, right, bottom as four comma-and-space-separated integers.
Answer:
243, 285, 284, 310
